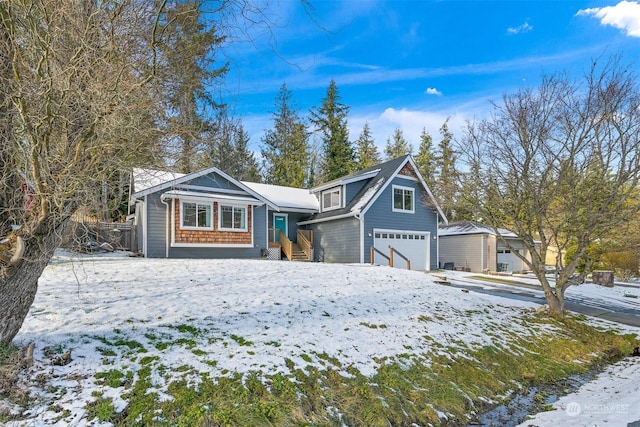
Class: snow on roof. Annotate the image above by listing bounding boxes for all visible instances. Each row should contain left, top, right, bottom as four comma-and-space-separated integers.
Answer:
242, 181, 319, 212
439, 221, 518, 238
350, 177, 385, 213
132, 168, 185, 194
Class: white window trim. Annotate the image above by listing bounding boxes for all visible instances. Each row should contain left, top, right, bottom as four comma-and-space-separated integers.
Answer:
392, 185, 415, 213
218, 204, 249, 232
321, 187, 342, 212
180, 200, 214, 230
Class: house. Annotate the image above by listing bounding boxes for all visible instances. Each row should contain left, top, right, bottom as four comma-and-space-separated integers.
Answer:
299, 155, 446, 270
130, 155, 446, 270
438, 221, 536, 273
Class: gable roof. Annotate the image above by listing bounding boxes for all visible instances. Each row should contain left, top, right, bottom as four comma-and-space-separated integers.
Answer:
241, 181, 319, 213
299, 155, 447, 225
131, 167, 275, 209
439, 221, 518, 238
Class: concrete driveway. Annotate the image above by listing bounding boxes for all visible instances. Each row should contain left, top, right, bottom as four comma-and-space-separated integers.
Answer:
434, 274, 640, 327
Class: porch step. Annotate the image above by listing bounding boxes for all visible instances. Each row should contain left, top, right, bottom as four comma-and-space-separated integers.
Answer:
289, 243, 310, 262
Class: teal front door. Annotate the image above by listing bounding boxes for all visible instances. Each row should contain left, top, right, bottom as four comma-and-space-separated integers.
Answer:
274, 214, 287, 243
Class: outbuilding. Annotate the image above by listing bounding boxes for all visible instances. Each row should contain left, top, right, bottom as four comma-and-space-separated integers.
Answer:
438, 221, 535, 273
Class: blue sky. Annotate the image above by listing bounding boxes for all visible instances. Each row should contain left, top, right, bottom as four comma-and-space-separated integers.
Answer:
219, 0, 640, 154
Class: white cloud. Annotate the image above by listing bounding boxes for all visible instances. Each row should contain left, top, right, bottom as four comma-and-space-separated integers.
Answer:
507, 21, 533, 35
348, 108, 469, 154
577, 1, 640, 37
425, 87, 443, 96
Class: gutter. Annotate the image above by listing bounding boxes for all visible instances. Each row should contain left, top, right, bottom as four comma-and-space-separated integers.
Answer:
297, 211, 358, 226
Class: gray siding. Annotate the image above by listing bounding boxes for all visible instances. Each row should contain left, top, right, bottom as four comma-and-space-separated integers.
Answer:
146, 193, 169, 257
308, 217, 360, 263
439, 234, 487, 272
186, 174, 241, 191
362, 176, 439, 269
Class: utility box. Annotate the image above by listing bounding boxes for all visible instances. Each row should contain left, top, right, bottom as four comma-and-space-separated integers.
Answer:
592, 270, 614, 287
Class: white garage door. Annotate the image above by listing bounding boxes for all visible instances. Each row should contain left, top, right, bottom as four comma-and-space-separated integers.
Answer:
497, 249, 521, 272
373, 229, 430, 271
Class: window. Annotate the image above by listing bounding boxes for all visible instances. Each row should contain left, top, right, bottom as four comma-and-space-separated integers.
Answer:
181, 202, 212, 230
219, 205, 247, 231
322, 187, 341, 211
392, 185, 414, 213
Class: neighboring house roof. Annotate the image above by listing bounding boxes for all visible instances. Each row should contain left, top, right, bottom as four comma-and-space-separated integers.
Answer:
130, 167, 276, 210
299, 155, 447, 225
132, 168, 185, 195
241, 181, 319, 213
439, 221, 519, 238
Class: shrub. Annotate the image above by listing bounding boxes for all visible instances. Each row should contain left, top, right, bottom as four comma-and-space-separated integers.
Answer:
600, 251, 639, 281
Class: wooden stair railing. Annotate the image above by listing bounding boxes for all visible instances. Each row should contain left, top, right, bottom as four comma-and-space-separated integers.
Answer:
389, 246, 411, 270
280, 229, 293, 261
370, 246, 411, 270
370, 246, 390, 266
297, 229, 313, 261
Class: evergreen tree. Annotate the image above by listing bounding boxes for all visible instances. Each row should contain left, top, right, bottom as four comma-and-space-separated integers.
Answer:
261, 83, 310, 188
200, 108, 235, 171
433, 118, 459, 220
160, 1, 228, 173
415, 127, 436, 187
354, 122, 381, 169
199, 111, 260, 182
309, 80, 353, 182
384, 128, 413, 160
233, 123, 261, 182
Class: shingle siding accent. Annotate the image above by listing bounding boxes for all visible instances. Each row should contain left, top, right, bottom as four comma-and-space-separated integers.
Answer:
167, 205, 267, 259
308, 217, 360, 263
174, 200, 253, 245
363, 176, 439, 269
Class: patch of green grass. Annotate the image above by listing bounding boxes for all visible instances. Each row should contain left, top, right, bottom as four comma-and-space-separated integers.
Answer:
229, 334, 253, 347
175, 324, 201, 335
94, 369, 132, 388
86, 393, 118, 422
359, 322, 388, 329
95, 346, 117, 357
113, 339, 146, 353
84, 313, 636, 426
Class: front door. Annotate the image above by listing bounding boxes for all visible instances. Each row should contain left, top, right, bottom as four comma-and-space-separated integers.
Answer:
274, 214, 287, 243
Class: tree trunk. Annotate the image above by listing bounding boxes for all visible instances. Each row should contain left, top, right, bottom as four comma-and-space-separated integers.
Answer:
537, 273, 565, 317
0, 232, 62, 344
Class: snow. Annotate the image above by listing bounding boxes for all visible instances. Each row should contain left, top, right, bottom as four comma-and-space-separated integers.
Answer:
131, 168, 185, 194
350, 177, 385, 213
438, 220, 518, 237
516, 357, 640, 426
242, 181, 319, 211
4, 251, 640, 426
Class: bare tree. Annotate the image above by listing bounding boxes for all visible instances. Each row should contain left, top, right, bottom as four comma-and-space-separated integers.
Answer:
0, 0, 293, 344
460, 56, 640, 316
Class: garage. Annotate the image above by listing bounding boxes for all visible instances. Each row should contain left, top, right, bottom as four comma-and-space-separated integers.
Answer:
497, 249, 523, 272
373, 228, 430, 271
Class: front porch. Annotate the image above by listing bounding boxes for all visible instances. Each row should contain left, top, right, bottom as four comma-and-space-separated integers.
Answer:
268, 228, 313, 262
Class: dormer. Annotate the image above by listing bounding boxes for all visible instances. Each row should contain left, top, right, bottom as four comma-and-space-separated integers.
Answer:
320, 186, 343, 212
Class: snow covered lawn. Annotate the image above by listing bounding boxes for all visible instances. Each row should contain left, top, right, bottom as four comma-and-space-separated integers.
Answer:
3, 251, 639, 426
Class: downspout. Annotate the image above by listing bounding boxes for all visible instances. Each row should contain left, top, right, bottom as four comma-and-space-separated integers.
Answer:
160, 195, 170, 258
142, 195, 148, 257
355, 212, 364, 264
